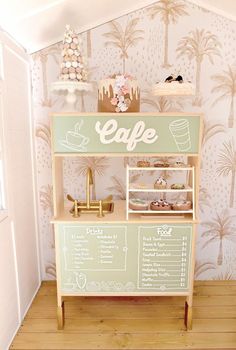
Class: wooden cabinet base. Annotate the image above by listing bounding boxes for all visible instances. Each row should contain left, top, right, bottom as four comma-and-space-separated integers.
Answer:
184, 301, 192, 330
57, 301, 64, 330
56, 298, 193, 331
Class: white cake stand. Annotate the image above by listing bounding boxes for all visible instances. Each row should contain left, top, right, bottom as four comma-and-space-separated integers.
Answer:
51, 80, 93, 106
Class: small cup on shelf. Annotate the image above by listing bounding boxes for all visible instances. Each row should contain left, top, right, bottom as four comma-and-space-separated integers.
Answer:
129, 199, 149, 211
172, 200, 192, 211
154, 177, 167, 189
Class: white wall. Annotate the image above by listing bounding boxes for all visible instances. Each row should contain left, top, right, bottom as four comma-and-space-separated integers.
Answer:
0, 31, 40, 350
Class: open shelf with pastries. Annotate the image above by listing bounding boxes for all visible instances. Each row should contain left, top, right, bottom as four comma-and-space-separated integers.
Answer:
126, 163, 195, 220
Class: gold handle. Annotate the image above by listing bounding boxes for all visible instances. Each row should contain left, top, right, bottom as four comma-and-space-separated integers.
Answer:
73, 200, 80, 218
97, 200, 104, 218
67, 194, 75, 202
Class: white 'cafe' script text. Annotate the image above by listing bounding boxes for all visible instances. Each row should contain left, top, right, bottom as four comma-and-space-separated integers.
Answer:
95, 119, 158, 151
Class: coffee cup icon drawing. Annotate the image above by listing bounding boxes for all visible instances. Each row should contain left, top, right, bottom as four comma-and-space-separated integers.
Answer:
169, 119, 191, 152
60, 120, 90, 151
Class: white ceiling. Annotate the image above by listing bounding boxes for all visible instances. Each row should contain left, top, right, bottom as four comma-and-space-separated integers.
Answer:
0, 0, 235, 54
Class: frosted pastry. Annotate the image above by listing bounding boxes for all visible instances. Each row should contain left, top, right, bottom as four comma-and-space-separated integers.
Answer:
154, 177, 167, 189
171, 183, 185, 189
154, 162, 169, 168
172, 200, 192, 211
150, 199, 171, 211
129, 199, 149, 211
171, 161, 190, 168
137, 160, 150, 167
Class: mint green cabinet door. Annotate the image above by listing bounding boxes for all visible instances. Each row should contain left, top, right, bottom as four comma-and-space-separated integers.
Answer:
52, 115, 201, 154
57, 223, 192, 294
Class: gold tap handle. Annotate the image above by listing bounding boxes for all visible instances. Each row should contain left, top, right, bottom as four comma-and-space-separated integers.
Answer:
98, 200, 104, 218
73, 200, 79, 218
67, 194, 75, 202
87, 168, 93, 185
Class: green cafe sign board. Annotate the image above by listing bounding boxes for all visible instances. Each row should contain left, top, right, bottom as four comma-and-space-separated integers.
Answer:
52, 114, 201, 154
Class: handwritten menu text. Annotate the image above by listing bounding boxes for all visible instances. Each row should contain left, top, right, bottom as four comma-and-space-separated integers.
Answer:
63, 226, 127, 271
138, 225, 191, 291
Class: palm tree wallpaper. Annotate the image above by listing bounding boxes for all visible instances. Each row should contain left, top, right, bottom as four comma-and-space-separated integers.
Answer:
141, 93, 184, 112
31, 0, 236, 279
211, 65, 236, 128
103, 18, 144, 74
149, 0, 188, 68
201, 120, 225, 149
176, 29, 221, 106
201, 210, 236, 266
32, 45, 61, 107
217, 139, 236, 208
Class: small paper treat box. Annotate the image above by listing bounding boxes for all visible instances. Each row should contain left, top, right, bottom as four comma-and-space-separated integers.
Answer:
98, 74, 140, 112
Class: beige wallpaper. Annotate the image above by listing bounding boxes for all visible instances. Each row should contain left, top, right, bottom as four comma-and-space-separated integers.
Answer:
31, 0, 236, 280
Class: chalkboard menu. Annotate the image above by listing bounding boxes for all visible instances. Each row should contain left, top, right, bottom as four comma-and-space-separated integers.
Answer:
58, 223, 192, 294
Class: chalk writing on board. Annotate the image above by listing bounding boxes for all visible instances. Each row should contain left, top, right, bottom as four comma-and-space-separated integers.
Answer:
169, 119, 191, 152
62, 273, 136, 292
95, 119, 158, 151
62, 225, 128, 271
86, 280, 136, 292
75, 272, 87, 289
137, 225, 191, 290
60, 120, 90, 152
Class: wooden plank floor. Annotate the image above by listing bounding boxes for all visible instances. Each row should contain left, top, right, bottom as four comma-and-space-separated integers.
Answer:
11, 281, 236, 350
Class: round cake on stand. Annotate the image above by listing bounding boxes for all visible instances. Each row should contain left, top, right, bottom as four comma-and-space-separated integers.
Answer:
152, 75, 195, 96
98, 74, 140, 112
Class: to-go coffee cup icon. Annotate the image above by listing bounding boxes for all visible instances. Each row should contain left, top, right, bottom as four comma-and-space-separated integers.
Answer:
169, 119, 191, 152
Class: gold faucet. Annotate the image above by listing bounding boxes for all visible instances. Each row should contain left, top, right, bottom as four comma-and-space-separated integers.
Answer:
67, 166, 114, 218
86, 168, 93, 209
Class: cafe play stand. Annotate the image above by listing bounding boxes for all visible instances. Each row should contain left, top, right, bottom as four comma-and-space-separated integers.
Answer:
50, 112, 202, 330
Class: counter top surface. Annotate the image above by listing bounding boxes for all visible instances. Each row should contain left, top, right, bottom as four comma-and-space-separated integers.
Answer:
51, 200, 198, 224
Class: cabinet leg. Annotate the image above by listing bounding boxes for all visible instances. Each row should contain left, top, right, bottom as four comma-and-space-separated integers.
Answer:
184, 301, 192, 330
57, 300, 64, 330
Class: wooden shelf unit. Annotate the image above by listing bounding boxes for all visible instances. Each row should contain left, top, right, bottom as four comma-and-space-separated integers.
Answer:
51, 112, 202, 331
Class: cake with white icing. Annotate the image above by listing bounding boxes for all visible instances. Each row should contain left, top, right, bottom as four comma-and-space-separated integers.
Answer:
152, 75, 194, 96
98, 74, 140, 112
152, 81, 195, 96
